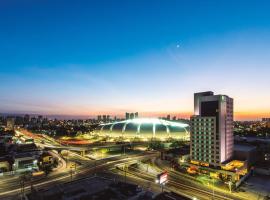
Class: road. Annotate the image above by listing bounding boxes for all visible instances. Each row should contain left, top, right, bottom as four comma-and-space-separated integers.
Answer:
0, 152, 157, 199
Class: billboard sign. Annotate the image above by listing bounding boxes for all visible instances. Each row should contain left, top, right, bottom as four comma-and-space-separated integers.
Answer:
157, 171, 168, 184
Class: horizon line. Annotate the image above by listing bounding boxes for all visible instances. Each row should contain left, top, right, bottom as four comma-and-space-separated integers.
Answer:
1, 111, 269, 121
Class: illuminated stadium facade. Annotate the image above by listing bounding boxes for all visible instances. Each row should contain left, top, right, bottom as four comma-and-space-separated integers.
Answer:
94, 118, 190, 141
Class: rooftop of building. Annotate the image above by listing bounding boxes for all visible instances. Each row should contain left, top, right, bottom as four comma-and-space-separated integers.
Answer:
16, 143, 38, 150
100, 118, 189, 128
14, 152, 37, 159
235, 136, 270, 144
194, 91, 232, 99
234, 144, 257, 152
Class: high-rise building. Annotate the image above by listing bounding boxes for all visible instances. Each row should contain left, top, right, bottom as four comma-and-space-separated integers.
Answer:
130, 113, 135, 119
125, 113, 130, 120
190, 91, 234, 167
6, 117, 15, 131
126, 112, 138, 120
30, 117, 37, 124
262, 118, 270, 122
24, 114, 30, 124
38, 115, 43, 123
15, 116, 24, 125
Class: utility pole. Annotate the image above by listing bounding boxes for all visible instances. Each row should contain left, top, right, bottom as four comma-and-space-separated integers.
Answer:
70, 168, 73, 181
124, 164, 127, 183
94, 159, 97, 176
20, 175, 25, 200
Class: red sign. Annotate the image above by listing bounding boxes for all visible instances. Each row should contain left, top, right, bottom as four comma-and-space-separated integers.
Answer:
157, 171, 168, 184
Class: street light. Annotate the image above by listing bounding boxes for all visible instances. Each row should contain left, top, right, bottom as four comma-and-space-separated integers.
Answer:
13, 163, 16, 174
124, 163, 127, 183
211, 178, 215, 199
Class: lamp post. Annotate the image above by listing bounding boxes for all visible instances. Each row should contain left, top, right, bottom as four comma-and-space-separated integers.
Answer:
30, 172, 34, 192
70, 168, 73, 181
228, 181, 232, 193
211, 178, 215, 199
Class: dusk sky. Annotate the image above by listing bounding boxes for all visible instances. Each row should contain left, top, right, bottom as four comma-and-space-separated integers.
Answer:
0, 0, 270, 120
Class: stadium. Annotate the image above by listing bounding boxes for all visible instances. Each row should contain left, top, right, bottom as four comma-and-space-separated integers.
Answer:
94, 118, 190, 141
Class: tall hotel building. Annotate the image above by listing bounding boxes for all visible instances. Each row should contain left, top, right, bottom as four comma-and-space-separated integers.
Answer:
190, 91, 234, 167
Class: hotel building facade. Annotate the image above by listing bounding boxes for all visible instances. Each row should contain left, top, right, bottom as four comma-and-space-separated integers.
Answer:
190, 91, 234, 167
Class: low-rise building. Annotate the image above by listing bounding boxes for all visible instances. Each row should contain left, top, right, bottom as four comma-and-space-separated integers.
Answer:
234, 144, 257, 167
13, 153, 38, 172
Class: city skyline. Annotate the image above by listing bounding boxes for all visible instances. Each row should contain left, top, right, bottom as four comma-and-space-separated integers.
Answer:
1, 1, 270, 120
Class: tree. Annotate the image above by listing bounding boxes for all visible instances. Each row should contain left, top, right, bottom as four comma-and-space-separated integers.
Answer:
170, 140, 185, 149
148, 141, 164, 150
